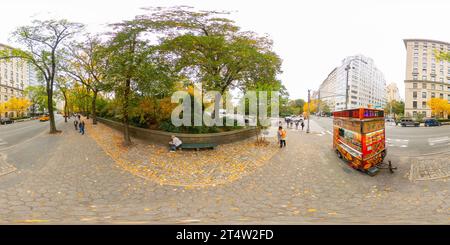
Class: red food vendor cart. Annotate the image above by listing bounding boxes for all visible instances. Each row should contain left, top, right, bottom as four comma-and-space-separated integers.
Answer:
333, 108, 394, 176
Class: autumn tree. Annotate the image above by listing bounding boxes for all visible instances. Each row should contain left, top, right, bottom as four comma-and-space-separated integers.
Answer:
63, 36, 111, 124
0, 19, 84, 133
55, 75, 73, 122
427, 98, 450, 118
384, 100, 405, 118
0, 103, 6, 117
24, 85, 48, 115
103, 21, 148, 145
303, 99, 320, 117
139, 6, 282, 119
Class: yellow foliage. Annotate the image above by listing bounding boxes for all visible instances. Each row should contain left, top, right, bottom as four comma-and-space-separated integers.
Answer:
0, 103, 6, 115
303, 99, 320, 116
427, 98, 450, 117
3, 97, 32, 116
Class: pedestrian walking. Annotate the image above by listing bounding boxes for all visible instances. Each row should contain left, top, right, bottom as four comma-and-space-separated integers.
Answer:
295, 120, 299, 130
301, 121, 305, 131
79, 120, 85, 135
277, 126, 287, 148
74, 118, 78, 130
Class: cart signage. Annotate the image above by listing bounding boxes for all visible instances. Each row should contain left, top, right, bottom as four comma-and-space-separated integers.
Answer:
333, 108, 386, 174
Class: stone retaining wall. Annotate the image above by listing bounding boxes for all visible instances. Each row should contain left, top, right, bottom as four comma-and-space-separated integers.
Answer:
96, 117, 257, 145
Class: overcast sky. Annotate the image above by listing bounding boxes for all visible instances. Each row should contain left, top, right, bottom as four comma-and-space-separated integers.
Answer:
1, 0, 449, 100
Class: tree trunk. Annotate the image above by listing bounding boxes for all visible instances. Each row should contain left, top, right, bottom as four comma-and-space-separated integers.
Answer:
91, 90, 97, 125
47, 82, 58, 134
122, 78, 132, 146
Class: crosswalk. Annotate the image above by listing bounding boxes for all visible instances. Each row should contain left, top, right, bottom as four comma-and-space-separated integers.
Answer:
428, 136, 450, 146
386, 138, 409, 148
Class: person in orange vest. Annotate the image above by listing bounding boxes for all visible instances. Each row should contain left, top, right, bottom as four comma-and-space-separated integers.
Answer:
277, 126, 287, 148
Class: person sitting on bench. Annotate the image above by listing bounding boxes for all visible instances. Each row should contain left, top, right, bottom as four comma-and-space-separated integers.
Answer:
169, 135, 182, 152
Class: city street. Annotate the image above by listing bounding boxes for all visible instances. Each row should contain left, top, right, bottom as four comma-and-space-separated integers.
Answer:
0, 116, 64, 151
0, 117, 448, 224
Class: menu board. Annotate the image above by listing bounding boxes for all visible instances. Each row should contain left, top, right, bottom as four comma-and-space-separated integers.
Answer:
364, 129, 385, 158
336, 127, 362, 152
334, 119, 361, 132
362, 120, 385, 133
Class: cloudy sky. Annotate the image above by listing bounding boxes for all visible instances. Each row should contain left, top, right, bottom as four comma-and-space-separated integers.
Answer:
1, 0, 449, 100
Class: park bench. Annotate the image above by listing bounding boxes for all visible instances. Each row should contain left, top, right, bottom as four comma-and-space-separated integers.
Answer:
180, 143, 218, 151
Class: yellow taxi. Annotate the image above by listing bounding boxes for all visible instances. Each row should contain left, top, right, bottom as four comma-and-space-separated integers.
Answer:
39, 115, 50, 122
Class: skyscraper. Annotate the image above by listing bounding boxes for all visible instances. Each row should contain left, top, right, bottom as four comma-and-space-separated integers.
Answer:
386, 82, 401, 103
319, 54, 387, 111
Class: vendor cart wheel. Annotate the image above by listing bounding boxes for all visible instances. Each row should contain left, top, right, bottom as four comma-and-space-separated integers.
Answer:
336, 150, 343, 159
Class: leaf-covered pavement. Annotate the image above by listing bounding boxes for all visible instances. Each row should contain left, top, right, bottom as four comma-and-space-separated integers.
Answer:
87, 121, 279, 188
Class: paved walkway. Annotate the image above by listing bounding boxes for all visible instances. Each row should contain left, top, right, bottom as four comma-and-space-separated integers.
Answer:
0, 118, 448, 224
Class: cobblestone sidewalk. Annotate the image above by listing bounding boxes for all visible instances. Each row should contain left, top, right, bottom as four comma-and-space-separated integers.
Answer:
409, 154, 450, 181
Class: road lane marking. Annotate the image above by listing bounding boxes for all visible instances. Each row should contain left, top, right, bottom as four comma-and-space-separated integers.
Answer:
385, 138, 409, 148
326, 130, 332, 135
428, 136, 449, 146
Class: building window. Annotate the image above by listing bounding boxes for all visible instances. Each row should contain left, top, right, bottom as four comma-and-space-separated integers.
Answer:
413, 75, 418, 80
422, 83, 427, 88
413, 111, 418, 117
422, 92, 427, 98
413, 91, 417, 99
432, 84, 436, 90
413, 83, 418, 88
440, 93, 444, 99
422, 75, 427, 81
422, 101, 427, 108
431, 92, 435, 98
413, 101, 417, 109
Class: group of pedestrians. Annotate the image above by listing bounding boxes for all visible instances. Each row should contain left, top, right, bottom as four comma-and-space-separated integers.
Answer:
73, 114, 86, 135
276, 118, 305, 149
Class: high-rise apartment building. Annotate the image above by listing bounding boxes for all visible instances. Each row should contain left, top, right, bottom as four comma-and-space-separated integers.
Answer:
403, 39, 450, 118
318, 54, 387, 111
318, 68, 337, 111
386, 82, 401, 102
0, 43, 30, 118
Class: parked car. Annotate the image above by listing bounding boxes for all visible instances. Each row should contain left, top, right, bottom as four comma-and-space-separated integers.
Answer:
400, 118, 420, 127
39, 115, 50, 122
424, 118, 441, 127
0, 117, 13, 125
